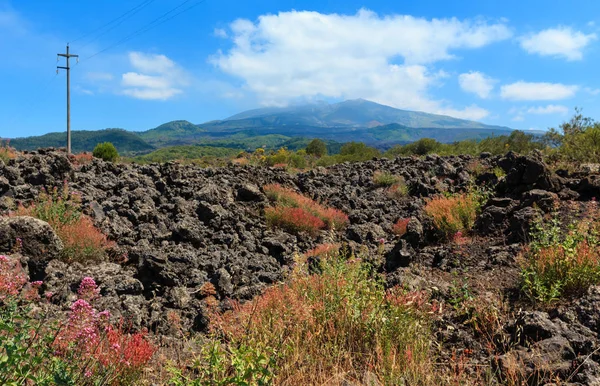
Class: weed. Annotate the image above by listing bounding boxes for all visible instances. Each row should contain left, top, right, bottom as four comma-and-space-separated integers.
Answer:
520, 210, 600, 302
386, 178, 409, 199
13, 183, 115, 263
424, 193, 480, 239
0, 140, 16, 164
373, 171, 402, 187
263, 184, 348, 235
183, 254, 437, 385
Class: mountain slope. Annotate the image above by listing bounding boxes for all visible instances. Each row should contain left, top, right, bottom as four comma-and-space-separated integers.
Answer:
225, 99, 510, 130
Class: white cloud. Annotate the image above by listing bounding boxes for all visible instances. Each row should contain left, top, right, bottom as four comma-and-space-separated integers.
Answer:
526, 104, 569, 115
458, 71, 496, 98
213, 9, 510, 118
500, 81, 578, 101
214, 28, 228, 38
520, 27, 597, 61
585, 87, 600, 96
438, 105, 490, 120
121, 52, 188, 100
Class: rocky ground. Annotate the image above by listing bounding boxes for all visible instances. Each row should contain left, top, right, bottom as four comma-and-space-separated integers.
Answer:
3, 149, 600, 384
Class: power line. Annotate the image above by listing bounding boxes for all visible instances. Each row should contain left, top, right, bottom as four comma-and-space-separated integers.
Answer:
70, 0, 155, 45
84, 0, 206, 61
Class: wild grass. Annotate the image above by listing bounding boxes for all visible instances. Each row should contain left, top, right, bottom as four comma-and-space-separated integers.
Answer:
0, 140, 17, 164
263, 184, 348, 235
373, 171, 403, 187
12, 183, 114, 263
169, 253, 439, 385
424, 193, 480, 239
520, 207, 600, 302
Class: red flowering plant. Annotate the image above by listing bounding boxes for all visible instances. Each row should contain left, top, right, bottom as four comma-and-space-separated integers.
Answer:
0, 258, 155, 385
263, 184, 349, 236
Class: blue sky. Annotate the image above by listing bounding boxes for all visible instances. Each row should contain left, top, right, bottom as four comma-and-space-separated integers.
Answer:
1, 0, 599, 137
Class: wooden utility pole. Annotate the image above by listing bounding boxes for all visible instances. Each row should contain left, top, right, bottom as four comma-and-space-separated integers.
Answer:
57, 45, 78, 154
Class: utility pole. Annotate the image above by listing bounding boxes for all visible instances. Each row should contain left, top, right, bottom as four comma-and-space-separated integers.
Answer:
57, 45, 78, 154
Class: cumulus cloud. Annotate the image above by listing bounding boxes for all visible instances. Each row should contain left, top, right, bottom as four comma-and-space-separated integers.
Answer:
520, 27, 597, 61
212, 9, 510, 119
526, 104, 569, 115
500, 81, 578, 101
458, 71, 496, 98
121, 52, 188, 100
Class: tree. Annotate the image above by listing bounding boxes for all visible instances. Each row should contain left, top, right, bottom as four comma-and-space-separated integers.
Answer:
306, 139, 327, 157
93, 142, 119, 162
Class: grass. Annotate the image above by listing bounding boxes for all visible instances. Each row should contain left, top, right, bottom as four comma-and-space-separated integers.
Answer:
373, 171, 403, 187
12, 183, 114, 263
0, 141, 17, 164
520, 207, 600, 303
424, 193, 480, 239
169, 253, 439, 385
263, 184, 348, 235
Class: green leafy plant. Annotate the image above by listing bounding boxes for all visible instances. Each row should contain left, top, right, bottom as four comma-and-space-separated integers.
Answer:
93, 142, 119, 162
305, 138, 328, 157
520, 210, 600, 303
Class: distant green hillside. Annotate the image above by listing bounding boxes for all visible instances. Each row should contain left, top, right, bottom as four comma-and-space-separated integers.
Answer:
10, 129, 154, 154
133, 145, 241, 163
138, 120, 206, 147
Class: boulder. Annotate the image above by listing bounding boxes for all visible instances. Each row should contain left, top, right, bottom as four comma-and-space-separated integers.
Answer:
0, 216, 63, 277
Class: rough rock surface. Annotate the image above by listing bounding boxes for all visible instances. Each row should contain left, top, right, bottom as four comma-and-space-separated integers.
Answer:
3, 148, 600, 383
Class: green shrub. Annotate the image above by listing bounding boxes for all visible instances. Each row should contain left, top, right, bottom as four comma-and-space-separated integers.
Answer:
92, 142, 119, 162
306, 139, 328, 157
520, 213, 600, 303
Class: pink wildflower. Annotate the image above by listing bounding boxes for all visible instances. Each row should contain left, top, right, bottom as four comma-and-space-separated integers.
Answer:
78, 277, 100, 301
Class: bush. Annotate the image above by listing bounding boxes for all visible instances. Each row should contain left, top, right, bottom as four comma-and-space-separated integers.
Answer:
520, 211, 600, 303
173, 254, 437, 385
306, 139, 328, 157
263, 184, 348, 235
373, 171, 402, 187
93, 142, 119, 162
265, 207, 325, 236
13, 183, 114, 263
424, 194, 479, 239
